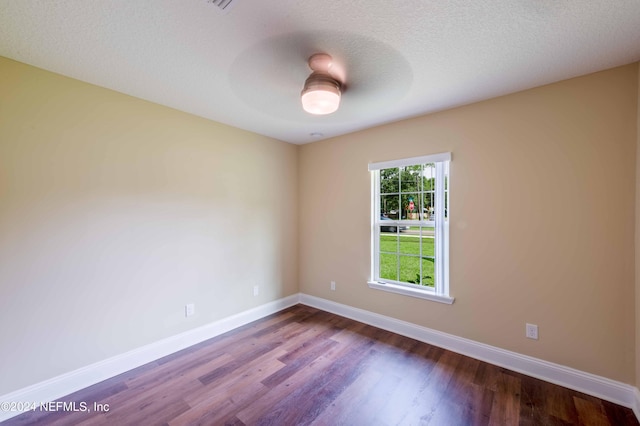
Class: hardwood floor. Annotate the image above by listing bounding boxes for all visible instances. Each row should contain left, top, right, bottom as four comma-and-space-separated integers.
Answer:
3, 305, 638, 425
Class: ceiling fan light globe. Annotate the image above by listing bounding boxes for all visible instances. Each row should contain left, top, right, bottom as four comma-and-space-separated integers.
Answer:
301, 89, 340, 115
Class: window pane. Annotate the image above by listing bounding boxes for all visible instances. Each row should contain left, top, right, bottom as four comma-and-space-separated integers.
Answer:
421, 257, 435, 287
379, 232, 398, 251
380, 168, 399, 194
380, 253, 398, 281
423, 177, 434, 191
399, 234, 419, 255
401, 193, 421, 221
381, 194, 400, 219
422, 192, 435, 220
421, 232, 435, 257
399, 255, 421, 284
400, 165, 422, 193
423, 164, 435, 188
420, 229, 435, 286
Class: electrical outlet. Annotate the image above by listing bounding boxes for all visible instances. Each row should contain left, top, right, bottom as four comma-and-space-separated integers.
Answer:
253, 285, 259, 296
330, 281, 336, 291
185, 303, 195, 317
526, 323, 538, 340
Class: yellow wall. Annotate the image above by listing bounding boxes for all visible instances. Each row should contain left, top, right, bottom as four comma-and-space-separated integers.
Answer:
0, 57, 299, 394
299, 63, 639, 383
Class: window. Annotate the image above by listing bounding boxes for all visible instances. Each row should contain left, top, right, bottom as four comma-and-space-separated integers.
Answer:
368, 152, 453, 304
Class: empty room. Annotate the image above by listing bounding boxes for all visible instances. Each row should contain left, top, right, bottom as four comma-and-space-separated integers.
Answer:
1, 1, 640, 425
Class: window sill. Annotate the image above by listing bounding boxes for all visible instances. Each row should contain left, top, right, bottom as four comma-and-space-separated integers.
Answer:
367, 281, 455, 305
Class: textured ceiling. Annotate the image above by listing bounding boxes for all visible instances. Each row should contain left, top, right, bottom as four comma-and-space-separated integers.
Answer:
1, 0, 639, 144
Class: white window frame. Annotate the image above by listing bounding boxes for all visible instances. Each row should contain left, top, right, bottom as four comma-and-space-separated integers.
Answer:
368, 152, 454, 304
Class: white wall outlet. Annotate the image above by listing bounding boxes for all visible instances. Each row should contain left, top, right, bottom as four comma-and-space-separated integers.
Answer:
330, 281, 336, 291
526, 323, 538, 340
185, 303, 195, 317
253, 285, 259, 296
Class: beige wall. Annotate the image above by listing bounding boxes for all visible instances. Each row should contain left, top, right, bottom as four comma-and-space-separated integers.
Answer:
0, 57, 298, 394
299, 63, 639, 383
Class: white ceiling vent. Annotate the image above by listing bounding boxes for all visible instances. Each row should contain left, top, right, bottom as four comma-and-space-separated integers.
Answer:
207, 0, 236, 13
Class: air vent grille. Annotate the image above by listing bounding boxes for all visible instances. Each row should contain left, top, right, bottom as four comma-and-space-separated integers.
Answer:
207, 0, 235, 11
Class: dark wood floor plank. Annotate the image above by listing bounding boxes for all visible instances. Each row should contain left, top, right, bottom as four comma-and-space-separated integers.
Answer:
309, 368, 384, 426
443, 354, 481, 402
128, 352, 234, 390
547, 382, 582, 424
274, 320, 342, 365
430, 356, 489, 426
574, 396, 611, 426
336, 367, 402, 425
519, 373, 553, 426
357, 335, 438, 424
261, 334, 339, 389
170, 381, 268, 426
396, 349, 463, 425
184, 347, 287, 408
488, 371, 521, 425
602, 399, 640, 426
473, 361, 501, 392
3, 304, 637, 426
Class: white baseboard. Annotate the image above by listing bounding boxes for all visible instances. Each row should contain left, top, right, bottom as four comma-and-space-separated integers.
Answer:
299, 293, 639, 414
0, 294, 300, 423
